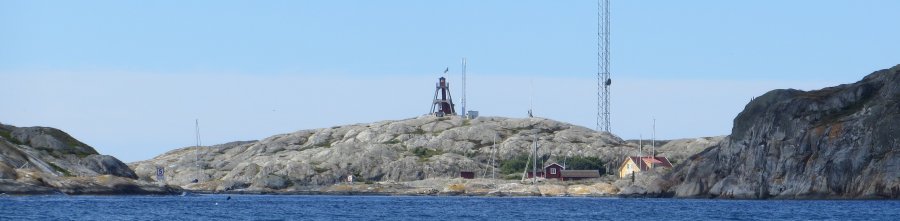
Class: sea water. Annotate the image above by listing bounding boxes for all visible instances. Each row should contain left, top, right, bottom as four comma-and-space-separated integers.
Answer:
1, 195, 897, 220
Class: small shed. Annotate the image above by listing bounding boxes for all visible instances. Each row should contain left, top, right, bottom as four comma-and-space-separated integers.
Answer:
561, 170, 601, 181
544, 163, 564, 180
460, 171, 475, 179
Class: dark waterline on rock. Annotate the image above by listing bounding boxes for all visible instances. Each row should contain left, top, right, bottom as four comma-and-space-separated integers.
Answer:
1, 195, 898, 220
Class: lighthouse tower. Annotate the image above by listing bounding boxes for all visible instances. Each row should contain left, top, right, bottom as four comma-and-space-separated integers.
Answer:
430, 77, 456, 117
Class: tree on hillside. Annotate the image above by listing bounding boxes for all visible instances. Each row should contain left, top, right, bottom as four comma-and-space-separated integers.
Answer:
563, 156, 605, 174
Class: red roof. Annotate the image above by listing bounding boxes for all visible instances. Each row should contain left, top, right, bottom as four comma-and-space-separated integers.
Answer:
628, 156, 673, 170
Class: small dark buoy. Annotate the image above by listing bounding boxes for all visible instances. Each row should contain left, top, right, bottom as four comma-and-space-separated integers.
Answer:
226, 196, 231, 200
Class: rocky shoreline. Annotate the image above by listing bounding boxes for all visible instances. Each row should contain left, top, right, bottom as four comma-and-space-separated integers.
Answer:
150, 175, 678, 198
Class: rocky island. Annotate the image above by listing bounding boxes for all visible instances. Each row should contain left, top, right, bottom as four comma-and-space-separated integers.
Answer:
3, 65, 898, 199
129, 116, 713, 196
0, 124, 180, 195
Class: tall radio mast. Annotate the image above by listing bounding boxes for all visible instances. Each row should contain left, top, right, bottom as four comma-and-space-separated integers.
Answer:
597, 0, 611, 132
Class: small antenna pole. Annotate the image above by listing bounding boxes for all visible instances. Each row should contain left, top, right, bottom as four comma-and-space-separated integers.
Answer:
652, 118, 656, 157
462, 57, 467, 118
529, 79, 534, 118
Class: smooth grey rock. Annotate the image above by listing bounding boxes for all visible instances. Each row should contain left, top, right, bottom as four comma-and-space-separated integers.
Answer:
0, 123, 166, 195
132, 116, 651, 192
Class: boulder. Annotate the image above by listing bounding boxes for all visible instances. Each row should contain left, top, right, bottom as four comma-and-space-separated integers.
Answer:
79, 155, 138, 179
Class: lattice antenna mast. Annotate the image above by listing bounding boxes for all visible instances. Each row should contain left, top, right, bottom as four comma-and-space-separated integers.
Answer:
596, 0, 611, 132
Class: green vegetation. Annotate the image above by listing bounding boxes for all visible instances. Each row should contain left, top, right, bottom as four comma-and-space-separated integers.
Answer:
817, 91, 876, 127
411, 128, 426, 135
352, 172, 375, 184
382, 139, 401, 145
499, 154, 549, 175
464, 151, 478, 158
411, 147, 443, 162
500, 155, 606, 175
0, 129, 23, 145
0, 129, 11, 141
313, 167, 329, 174
564, 156, 605, 173
507, 125, 534, 135
43, 129, 96, 154
48, 162, 73, 177
315, 142, 333, 148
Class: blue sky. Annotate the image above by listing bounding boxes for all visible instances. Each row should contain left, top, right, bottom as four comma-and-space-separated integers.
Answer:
2, 1, 899, 162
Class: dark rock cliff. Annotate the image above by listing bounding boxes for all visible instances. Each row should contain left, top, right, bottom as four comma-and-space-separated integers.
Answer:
668, 64, 900, 199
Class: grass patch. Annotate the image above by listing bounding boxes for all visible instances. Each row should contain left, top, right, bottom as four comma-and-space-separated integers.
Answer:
0, 129, 23, 145
382, 139, 401, 145
48, 162, 73, 177
411, 147, 443, 162
42, 129, 97, 155
74, 152, 91, 158
411, 128, 426, 135
463, 150, 478, 158
315, 142, 333, 148
313, 167, 329, 174
815, 90, 877, 127
507, 125, 534, 135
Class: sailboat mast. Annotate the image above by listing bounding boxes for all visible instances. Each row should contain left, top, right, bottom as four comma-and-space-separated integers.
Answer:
195, 119, 201, 147
532, 135, 537, 185
195, 119, 201, 166
639, 134, 643, 157
521, 150, 531, 181
491, 136, 496, 180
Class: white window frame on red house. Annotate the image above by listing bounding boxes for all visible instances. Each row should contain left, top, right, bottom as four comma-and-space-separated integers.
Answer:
550, 168, 557, 174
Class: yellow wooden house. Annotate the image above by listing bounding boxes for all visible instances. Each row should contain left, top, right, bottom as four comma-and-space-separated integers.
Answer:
618, 156, 674, 178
